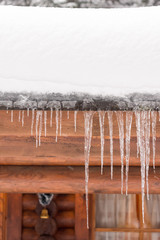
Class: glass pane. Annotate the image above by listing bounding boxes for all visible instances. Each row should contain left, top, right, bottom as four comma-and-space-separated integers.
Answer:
144, 194, 160, 228
95, 232, 139, 240
96, 194, 139, 228
143, 233, 160, 240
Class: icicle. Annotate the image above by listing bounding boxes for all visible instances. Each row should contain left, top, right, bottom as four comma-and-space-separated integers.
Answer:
84, 111, 94, 229
139, 111, 146, 223
36, 111, 43, 148
145, 111, 150, 200
107, 111, 113, 180
135, 111, 141, 158
6, 107, 8, 114
74, 110, 78, 132
125, 112, 133, 195
44, 111, 47, 137
39, 111, 43, 147
22, 110, 24, 127
31, 109, 35, 136
151, 111, 157, 170
67, 110, 70, 119
116, 111, 124, 194
27, 108, 30, 117
60, 110, 62, 136
99, 111, 105, 175
67, 110, 69, 119
36, 111, 40, 148
55, 109, 59, 142
11, 110, 13, 122
18, 110, 21, 122
50, 108, 53, 127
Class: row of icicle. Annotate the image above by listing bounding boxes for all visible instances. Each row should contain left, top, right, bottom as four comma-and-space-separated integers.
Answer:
8, 109, 159, 228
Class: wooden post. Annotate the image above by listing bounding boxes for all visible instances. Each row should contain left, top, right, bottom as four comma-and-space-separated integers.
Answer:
6, 194, 22, 240
75, 194, 89, 240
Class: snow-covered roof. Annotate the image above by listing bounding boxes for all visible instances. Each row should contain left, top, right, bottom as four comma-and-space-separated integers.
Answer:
0, 6, 160, 110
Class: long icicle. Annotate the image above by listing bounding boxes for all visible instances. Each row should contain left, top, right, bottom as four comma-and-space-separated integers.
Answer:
125, 112, 133, 196
116, 111, 124, 194
99, 111, 106, 175
27, 108, 30, 117
38, 111, 43, 147
84, 111, 94, 229
139, 111, 146, 223
44, 111, 47, 137
67, 110, 70, 119
74, 110, 78, 132
36, 111, 43, 148
145, 111, 150, 200
36, 111, 40, 148
22, 110, 24, 127
55, 109, 59, 142
50, 108, 53, 127
18, 110, 21, 122
135, 111, 141, 158
151, 111, 157, 170
11, 110, 13, 122
107, 111, 113, 180
60, 110, 62, 136
31, 109, 35, 136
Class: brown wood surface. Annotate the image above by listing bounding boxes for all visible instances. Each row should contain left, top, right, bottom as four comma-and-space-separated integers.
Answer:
23, 210, 74, 228
22, 194, 75, 211
0, 110, 159, 167
75, 194, 89, 240
1, 166, 160, 194
22, 228, 75, 240
0, 193, 5, 240
6, 194, 22, 240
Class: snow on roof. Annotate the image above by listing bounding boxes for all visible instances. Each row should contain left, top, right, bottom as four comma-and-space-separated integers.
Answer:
0, 6, 160, 110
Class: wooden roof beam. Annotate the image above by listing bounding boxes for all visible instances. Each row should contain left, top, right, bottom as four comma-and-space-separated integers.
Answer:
0, 166, 160, 194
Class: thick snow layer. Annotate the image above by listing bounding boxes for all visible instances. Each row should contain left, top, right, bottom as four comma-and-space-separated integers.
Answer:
0, 6, 160, 96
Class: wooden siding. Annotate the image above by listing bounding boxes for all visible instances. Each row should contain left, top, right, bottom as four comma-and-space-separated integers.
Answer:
0, 110, 159, 167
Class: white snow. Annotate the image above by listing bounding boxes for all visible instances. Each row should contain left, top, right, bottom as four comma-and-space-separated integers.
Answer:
0, 6, 160, 96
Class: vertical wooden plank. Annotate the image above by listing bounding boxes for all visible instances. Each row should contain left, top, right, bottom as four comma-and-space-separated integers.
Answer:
90, 194, 95, 240
0, 193, 7, 240
6, 194, 22, 240
0, 193, 3, 240
75, 194, 89, 240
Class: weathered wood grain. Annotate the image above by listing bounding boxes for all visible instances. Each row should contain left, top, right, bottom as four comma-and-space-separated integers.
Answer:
22, 194, 75, 211
75, 194, 89, 240
6, 194, 22, 240
23, 210, 75, 228
22, 228, 75, 240
1, 166, 160, 194
0, 110, 160, 166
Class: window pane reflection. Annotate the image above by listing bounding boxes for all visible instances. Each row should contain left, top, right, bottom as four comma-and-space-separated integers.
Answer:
96, 194, 139, 228
143, 233, 160, 240
144, 195, 160, 228
95, 232, 139, 240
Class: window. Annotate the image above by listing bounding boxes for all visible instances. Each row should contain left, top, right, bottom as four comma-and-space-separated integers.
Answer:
90, 194, 160, 240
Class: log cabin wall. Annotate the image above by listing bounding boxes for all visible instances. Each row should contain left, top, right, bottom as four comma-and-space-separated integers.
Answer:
1, 110, 160, 194
4, 193, 89, 240
22, 194, 75, 240
0, 193, 6, 240
0, 110, 159, 167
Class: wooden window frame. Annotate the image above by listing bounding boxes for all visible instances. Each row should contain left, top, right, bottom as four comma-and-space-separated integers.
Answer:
90, 194, 160, 240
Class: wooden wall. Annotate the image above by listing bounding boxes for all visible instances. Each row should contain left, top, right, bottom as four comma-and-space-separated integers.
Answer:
3, 193, 89, 240
0, 110, 159, 167
22, 194, 75, 240
0, 193, 6, 240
